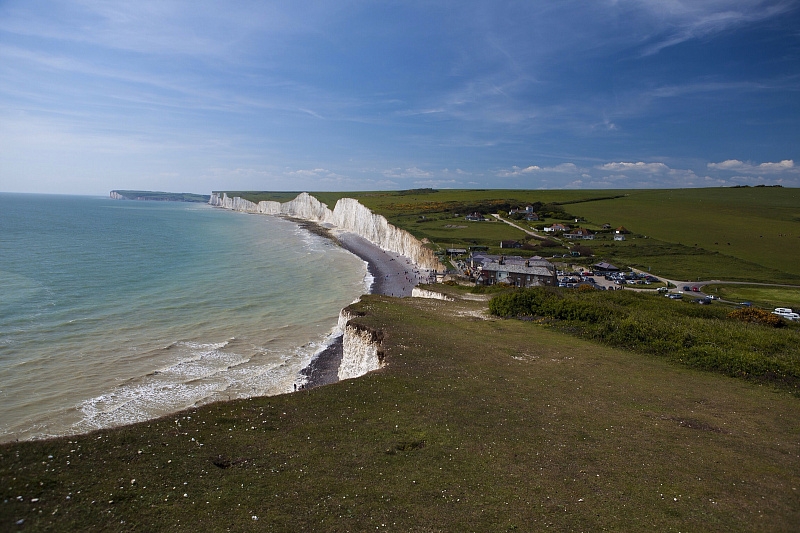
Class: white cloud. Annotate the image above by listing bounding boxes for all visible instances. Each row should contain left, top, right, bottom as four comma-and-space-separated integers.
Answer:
496, 163, 581, 177
412, 179, 459, 188
707, 159, 796, 174
599, 161, 670, 173
287, 168, 332, 177
382, 167, 433, 179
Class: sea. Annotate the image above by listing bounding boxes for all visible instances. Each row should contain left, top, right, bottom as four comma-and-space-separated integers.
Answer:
0, 194, 369, 443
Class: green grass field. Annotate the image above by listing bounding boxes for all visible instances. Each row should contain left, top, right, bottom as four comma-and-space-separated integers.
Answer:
562, 187, 800, 280
234, 187, 800, 284
223, 188, 800, 326
704, 285, 800, 310
3, 292, 798, 531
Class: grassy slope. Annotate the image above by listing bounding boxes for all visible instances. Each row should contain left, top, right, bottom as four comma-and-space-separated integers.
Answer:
704, 285, 800, 309
2, 294, 799, 532
560, 187, 800, 280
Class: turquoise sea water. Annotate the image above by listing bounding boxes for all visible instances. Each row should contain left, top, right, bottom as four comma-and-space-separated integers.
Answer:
0, 194, 368, 442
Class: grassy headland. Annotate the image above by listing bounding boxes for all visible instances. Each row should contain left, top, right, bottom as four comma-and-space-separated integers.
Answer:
2, 292, 798, 531
7, 188, 791, 530
112, 191, 211, 203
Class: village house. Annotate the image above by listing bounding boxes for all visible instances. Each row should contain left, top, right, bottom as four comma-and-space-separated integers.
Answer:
509, 205, 540, 221
564, 228, 594, 240
465, 212, 486, 221
500, 240, 522, 249
593, 261, 620, 272
446, 248, 468, 256
615, 226, 631, 234
471, 253, 557, 288
544, 223, 570, 233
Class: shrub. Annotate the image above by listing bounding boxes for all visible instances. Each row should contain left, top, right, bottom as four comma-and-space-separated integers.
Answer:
539, 239, 561, 248
489, 289, 800, 393
728, 307, 785, 327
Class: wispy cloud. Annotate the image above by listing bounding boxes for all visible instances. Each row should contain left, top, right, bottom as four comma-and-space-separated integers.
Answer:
0, 1, 797, 193
627, 0, 797, 56
707, 159, 796, 174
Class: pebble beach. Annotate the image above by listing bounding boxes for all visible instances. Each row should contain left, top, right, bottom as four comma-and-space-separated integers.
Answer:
300, 231, 437, 389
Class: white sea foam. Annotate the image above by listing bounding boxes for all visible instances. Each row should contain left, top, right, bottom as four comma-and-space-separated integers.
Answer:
361, 260, 375, 293
0, 195, 367, 442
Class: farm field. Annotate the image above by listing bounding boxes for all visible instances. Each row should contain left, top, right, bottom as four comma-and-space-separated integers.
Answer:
233, 187, 800, 284
562, 187, 800, 280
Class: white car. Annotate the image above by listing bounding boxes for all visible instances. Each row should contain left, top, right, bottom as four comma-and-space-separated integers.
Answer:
772, 310, 799, 321
775, 307, 794, 314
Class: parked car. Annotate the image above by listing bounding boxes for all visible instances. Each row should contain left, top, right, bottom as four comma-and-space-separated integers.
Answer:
773, 308, 799, 321
691, 286, 700, 292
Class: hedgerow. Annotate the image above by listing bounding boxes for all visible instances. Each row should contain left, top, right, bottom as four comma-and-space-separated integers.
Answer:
489, 288, 800, 393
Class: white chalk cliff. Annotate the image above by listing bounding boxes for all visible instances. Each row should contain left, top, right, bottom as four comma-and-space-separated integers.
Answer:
339, 323, 384, 381
411, 287, 453, 301
209, 192, 442, 271
210, 192, 440, 384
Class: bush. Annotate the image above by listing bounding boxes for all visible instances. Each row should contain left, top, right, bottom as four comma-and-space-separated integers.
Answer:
489, 289, 800, 393
728, 307, 785, 327
539, 239, 561, 248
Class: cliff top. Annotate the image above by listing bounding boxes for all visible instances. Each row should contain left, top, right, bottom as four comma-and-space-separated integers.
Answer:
111, 190, 210, 203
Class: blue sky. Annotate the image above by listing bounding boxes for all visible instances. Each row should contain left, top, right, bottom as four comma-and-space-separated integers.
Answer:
1, 0, 799, 194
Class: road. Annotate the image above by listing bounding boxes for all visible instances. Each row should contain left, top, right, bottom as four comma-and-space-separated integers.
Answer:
490, 215, 798, 302
491, 214, 548, 241
629, 268, 798, 303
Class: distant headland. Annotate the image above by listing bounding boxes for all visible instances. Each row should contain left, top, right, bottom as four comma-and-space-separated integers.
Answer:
109, 190, 210, 203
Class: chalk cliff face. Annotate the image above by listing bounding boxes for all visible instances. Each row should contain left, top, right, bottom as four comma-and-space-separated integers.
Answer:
339, 323, 384, 381
411, 287, 453, 301
209, 192, 438, 384
209, 192, 442, 271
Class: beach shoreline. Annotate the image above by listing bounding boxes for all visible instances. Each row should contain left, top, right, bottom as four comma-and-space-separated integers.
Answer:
297, 226, 436, 389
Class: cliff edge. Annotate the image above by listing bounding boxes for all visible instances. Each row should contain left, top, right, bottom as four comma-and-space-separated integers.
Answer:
209, 192, 443, 271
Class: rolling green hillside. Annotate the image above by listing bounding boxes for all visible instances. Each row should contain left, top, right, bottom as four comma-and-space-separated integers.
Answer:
2, 292, 798, 531
233, 187, 800, 283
